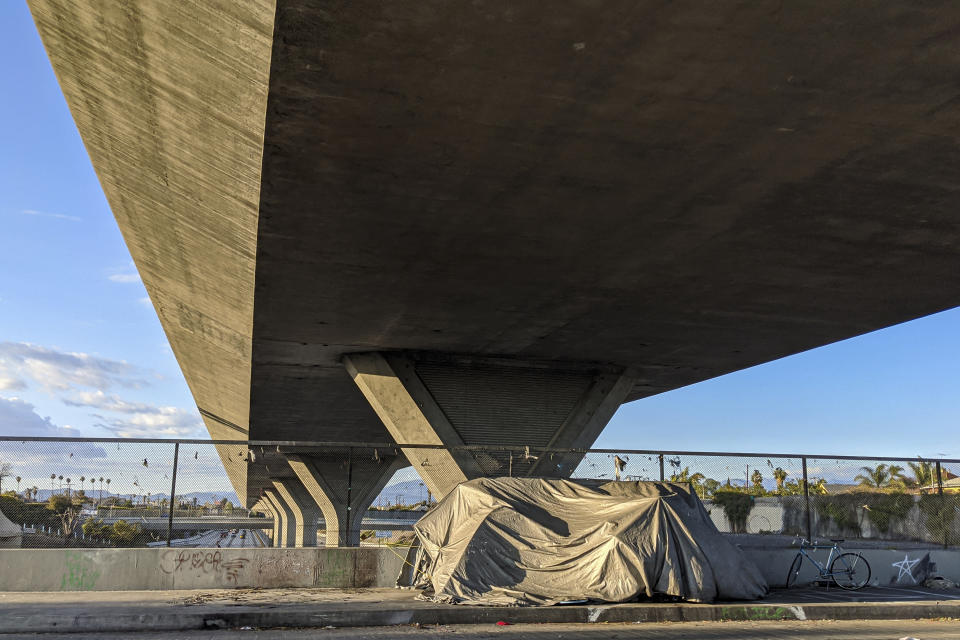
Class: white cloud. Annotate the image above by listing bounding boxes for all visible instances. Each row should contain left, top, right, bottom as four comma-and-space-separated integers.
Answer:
93, 407, 204, 438
63, 390, 154, 413
65, 390, 205, 439
106, 262, 142, 284
0, 397, 102, 454
0, 373, 26, 391
0, 342, 148, 392
108, 273, 141, 284
138, 297, 152, 306
19, 209, 81, 222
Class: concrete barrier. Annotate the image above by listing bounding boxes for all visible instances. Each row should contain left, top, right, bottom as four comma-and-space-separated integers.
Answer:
744, 545, 960, 588
0, 547, 408, 591
1, 543, 957, 592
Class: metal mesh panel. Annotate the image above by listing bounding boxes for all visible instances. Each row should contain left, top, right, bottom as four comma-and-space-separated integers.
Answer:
1, 438, 957, 550
806, 457, 956, 545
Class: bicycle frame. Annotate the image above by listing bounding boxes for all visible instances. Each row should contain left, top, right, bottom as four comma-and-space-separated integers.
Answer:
787, 538, 871, 590
796, 540, 842, 577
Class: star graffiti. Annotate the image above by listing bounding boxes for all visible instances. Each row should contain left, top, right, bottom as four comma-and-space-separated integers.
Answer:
892, 554, 920, 583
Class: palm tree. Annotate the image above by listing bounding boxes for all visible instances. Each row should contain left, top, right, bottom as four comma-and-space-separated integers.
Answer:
908, 461, 935, 489
855, 463, 906, 488
50, 473, 56, 494
751, 469, 764, 493
773, 468, 788, 493
887, 464, 906, 488
58, 475, 63, 493
15, 476, 21, 493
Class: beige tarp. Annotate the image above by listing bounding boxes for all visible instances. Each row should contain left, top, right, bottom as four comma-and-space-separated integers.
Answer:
0, 505, 22, 548
411, 478, 767, 605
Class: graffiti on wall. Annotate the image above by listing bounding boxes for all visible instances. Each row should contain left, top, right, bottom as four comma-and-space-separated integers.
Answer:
891, 553, 933, 585
160, 550, 249, 584
61, 550, 100, 590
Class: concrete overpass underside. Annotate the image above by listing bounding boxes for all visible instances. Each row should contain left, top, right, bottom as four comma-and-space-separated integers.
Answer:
29, 1, 960, 544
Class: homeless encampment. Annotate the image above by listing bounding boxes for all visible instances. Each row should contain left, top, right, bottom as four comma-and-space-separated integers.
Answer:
410, 477, 767, 605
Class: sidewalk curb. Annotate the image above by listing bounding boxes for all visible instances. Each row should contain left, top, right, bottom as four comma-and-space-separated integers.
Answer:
5, 600, 960, 633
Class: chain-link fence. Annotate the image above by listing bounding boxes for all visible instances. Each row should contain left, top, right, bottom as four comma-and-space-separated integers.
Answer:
1, 437, 957, 549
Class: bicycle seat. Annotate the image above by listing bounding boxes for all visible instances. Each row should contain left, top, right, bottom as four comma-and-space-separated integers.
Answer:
830, 538, 845, 543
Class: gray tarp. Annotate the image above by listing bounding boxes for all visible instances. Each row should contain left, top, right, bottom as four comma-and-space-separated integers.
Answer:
412, 478, 767, 605
0, 505, 22, 548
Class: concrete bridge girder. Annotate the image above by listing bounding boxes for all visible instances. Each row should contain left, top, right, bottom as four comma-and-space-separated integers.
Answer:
272, 478, 322, 548
263, 490, 295, 548
251, 500, 274, 545
30, 1, 960, 529
344, 352, 637, 498
287, 452, 407, 548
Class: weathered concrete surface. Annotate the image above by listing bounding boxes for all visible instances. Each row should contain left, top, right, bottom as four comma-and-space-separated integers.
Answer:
9, 621, 960, 640
0, 547, 405, 592
743, 545, 960, 589
3, 586, 960, 634
29, 2, 960, 505
2, 543, 958, 593
27, 1, 275, 499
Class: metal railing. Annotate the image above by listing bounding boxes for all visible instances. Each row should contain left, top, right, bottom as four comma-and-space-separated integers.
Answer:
1, 435, 957, 548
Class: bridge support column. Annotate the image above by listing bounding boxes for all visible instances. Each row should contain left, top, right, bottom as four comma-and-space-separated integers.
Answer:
344, 352, 635, 498
250, 498, 273, 539
252, 500, 275, 546
263, 489, 295, 548
272, 478, 321, 547
288, 452, 407, 547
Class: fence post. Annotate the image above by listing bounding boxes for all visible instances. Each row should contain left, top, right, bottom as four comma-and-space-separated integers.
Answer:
166, 442, 179, 547
658, 454, 665, 481
936, 461, 946, 547
802, 457, 812, 542
345, 447, 353, 544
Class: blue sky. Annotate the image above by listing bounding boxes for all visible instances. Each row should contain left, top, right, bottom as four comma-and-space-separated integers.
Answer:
1, 3, 958, 461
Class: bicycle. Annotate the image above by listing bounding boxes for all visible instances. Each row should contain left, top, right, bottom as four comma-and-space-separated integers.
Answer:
785, 538, 871, 590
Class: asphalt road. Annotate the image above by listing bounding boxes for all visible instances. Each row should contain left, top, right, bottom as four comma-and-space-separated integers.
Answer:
149, 529, 262, 548
2, 620, 958, 639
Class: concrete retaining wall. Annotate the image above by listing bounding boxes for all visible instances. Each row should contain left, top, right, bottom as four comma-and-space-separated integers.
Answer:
745, 546, 960, 589
1, 544, 957, 592
0, 547, 407, 592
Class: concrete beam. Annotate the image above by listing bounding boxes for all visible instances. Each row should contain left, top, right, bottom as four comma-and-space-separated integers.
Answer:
344, 352, 635, 497
288, 452, 407, 547
272, 478, 321, 548
526, 369, 637, 477
252, 499, 275, 546
263, 490, 293, 548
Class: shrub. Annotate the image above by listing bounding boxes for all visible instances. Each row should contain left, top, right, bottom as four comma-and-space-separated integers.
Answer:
863, 492, 914, 534
813, 494, 863, 536
919, 494, 960, 546
713, 491, 755, 533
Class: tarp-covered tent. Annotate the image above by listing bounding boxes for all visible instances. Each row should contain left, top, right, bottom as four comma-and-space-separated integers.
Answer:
412, 478, 767, 605
0, 505, 22, 549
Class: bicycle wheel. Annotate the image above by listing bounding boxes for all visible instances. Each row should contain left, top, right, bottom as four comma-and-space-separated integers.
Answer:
830, 553, 871, 590
785, 553, 803, 588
